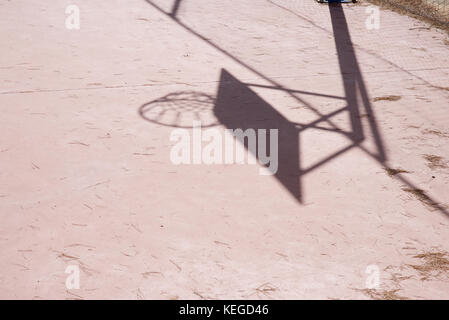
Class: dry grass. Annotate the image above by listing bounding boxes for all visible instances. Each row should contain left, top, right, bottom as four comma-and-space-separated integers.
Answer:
423, 154, 448, 169
256, 282, 278, 294
359, 288, 408, 300
373, 95, 402, 102
356, 250, 449, 299
384, 167, 410, 176
366, 0, 449, 32
422, 129, 449, 138
390, 272, 413, 284
402, 187, 439, 209
409, 251, 449, 280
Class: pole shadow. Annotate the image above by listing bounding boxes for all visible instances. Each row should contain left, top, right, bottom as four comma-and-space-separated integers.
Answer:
328, 2, 385, 162
169, 0, 182, 19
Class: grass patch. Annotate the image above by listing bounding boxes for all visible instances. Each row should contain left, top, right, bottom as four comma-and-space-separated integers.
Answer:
359, 288, 408, 300
366, 0, 449, 33
422, 129, 449, 138
402, 187, 439, 209
423, 154, 448, 169
373, 95, 401, 102
384, 167, 410, 176
409, 251, 449, 280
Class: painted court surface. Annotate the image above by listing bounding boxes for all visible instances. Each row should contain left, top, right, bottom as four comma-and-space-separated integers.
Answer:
0, 0, 448, 299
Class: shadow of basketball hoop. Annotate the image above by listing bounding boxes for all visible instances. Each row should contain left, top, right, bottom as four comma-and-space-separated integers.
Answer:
139, 0, 449, 216
138, 91, 219, 128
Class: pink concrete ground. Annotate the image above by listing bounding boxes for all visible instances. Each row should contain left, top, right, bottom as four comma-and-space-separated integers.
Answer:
0, 0, 448, 299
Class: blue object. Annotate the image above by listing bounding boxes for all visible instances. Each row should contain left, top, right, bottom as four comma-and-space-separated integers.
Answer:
317, 0, 356, 3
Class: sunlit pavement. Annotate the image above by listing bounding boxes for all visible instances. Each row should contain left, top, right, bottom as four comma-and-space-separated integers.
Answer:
0, 0, 448, 299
